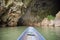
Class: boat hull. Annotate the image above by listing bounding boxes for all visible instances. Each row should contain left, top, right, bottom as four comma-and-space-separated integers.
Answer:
17, 27, 45, 40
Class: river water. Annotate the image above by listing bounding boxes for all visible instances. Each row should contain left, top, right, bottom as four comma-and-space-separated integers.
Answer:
0, 26, 60, 40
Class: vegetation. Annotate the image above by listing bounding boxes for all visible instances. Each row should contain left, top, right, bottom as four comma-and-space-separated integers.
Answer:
47, 15, 55, 20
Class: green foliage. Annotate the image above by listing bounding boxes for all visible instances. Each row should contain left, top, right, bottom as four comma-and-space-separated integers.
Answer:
47, 15, 55, 20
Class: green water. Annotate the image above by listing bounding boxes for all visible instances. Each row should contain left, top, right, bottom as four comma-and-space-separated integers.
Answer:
0, 26, 60, 40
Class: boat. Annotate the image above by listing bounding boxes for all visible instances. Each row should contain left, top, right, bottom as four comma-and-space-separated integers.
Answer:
17, 27, 45, 40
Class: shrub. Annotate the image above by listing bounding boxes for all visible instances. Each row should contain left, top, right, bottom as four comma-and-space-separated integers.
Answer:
47, 15, 55, 20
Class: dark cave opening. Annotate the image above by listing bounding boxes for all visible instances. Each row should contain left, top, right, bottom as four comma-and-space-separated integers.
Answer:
17, 18, 24, 26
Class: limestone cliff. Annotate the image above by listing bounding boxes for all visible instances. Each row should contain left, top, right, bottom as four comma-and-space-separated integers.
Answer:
0, 0, 59, 27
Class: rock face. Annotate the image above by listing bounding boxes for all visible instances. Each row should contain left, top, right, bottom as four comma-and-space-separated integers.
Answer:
0, 0, 6, 16
41, 18, 54, 26
0, 0, 59, 27
41, 18, 49, 26
55, 11, 60, 19
7, 1, 23, 27
19, 0, 56, 26
54, 11, 60, 27
0, 6, 6, 17
0, 0, 25, 27
48, 20, 54, 26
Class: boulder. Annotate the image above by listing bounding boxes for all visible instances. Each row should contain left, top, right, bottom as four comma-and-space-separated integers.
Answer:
48, 20, 54, 26
54, 20, 60, 27
54, 11, 60, 27
41, 18, 49, 26
55, 11, 60, 19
